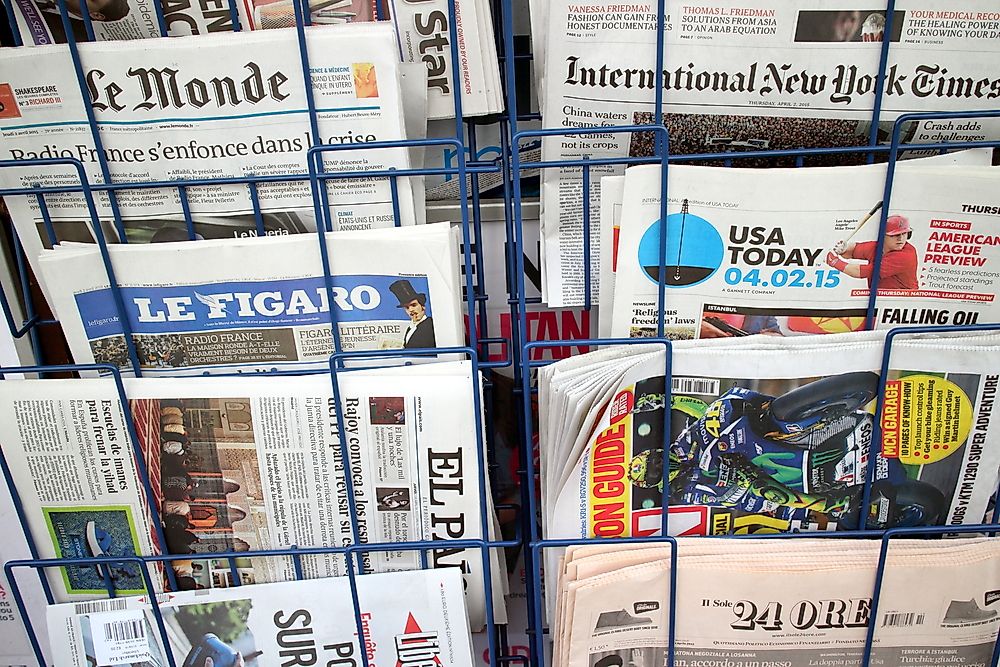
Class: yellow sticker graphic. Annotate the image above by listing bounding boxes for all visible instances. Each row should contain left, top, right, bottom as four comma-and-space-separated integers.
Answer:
881, 375, 972, 465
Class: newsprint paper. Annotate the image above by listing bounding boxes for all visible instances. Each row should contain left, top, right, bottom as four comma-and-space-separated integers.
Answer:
38, 224, 464, 376
543, 330, 1000, 545
0, 361, 505, 630
0, 23, 416, 293
553, 537, 1000, 667
609, 161, 1000, 340
47, 568, 474, 667
541, 0, 1000, 306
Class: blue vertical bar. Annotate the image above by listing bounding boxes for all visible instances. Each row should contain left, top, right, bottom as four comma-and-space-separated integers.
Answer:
33, 192, 58, 248
178, 185, 197, 240
248, 178, 266, 236
388, 170, 402, 228
2, 0, 23, 45
3, 564, 47, 666
866, 0, 898, 159
581, 157, 591, 310
226, 0, 242, 31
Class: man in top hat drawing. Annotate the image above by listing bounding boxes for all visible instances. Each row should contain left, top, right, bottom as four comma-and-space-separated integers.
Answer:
390, 279, 436, 349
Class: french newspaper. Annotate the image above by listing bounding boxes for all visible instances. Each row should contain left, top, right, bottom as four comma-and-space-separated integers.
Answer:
609, 160, 1000, 340
546, 331, 1000, 542
0, 23, 417, 293
47, 568, 474, 667
558, 538, 1000, 667
0, 363, 503, 630
540, 0, 1000, 306
38, 225, 464, 376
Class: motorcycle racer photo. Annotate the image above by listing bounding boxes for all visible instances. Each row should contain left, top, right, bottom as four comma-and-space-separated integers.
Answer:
625, 372, 947, 531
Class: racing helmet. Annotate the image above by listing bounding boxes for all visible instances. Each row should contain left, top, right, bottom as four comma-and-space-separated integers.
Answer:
884, 215, 912, 239
629, 448, 683, 487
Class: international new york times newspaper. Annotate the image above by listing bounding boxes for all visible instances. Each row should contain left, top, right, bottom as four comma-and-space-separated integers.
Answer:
556, 538, 1000, 667
47, 568, 473, 667
38, 224, 464, 376
0, 363, 503, 630
0, 23, 416, 295
609, 161, 1000, 340
540, 0, 1000, 306
544, 331, 1000, 544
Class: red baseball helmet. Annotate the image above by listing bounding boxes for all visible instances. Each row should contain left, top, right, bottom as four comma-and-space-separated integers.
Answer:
885, 215, 911, 236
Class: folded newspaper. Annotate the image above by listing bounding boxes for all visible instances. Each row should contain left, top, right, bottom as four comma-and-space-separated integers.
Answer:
541, 329, 1000, 546
539, 0, 1000, 306
39, 223, 465, 375
0, 361, 506, 629
0, 22, 419, 298
552, 537, 1000, 667
606, 160, 1000, 340
47, 567, 474, 667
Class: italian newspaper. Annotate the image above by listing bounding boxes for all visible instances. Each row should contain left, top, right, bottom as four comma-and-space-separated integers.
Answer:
0, 362, 504, 630
556, 537, 1000, 667
544, 331, 1000, 544
38, 224, 464, 376
540, 0, 1000, 306
47, 568, 474, 667
608, 160, 1000, 340
0, 23, 417, 296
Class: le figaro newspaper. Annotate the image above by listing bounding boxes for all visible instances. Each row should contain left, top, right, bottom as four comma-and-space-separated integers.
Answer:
540, 0, 1000, 307
608, 161, 1000, 340
544, 331, 1000, 543
38, 224, 465, 375
0, 363, 505, 630
47, 568, 474, 667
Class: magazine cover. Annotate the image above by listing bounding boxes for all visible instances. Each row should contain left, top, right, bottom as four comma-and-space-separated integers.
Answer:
47, 568, 475, 667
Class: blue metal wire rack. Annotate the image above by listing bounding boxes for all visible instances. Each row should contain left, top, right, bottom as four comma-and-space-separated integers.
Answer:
3, 0, 1000, 664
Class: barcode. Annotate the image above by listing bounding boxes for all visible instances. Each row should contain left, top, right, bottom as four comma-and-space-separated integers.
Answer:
73, 598, 127, 615
103, 619, 146, 642
882, 611, 925, 627
672, 378, 721, 396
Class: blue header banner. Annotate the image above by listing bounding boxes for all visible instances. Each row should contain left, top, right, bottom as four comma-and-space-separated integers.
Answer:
76, 274, 432, 339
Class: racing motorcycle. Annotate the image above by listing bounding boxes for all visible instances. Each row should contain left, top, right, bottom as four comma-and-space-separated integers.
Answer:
627, 371, 946, 530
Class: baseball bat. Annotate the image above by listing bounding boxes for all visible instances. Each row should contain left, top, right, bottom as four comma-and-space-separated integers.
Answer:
842, 200, 884, 242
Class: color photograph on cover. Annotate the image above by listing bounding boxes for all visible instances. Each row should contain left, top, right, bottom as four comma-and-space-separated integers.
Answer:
42, 506, 146, 595
130, 397, 268, 589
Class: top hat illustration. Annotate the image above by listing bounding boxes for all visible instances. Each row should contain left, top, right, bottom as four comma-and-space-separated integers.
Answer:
389, 279, 427, 307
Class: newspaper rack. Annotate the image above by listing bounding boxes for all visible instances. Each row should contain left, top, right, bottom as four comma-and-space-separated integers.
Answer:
3, 0, 1000, 664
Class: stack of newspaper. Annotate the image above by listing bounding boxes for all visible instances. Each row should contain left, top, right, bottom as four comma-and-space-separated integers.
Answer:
597, 152, 1000, 339
537, 0, 1000, 306
540, 329, 1000, 548
0, 360, 506, 630
552, 537, 1000, 667
47, 567, 475, 666
37, 223, 465, 375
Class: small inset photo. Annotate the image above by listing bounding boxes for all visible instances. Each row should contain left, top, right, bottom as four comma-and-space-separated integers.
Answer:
376, 487, 411, 511
369, 396, 405, 425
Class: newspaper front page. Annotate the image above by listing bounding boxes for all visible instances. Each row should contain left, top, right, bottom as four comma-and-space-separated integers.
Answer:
0, 23, 417, 295
0, 363, 503, 629
609, 162, 1000, 340
38, 224, 464, 376
541, 0, 1000, 306
546, 331, 1000, 544
47, 568, 474, 667
559, 538, 1000, 667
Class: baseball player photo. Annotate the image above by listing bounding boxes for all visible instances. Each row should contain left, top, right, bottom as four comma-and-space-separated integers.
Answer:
825, 213, 919, 291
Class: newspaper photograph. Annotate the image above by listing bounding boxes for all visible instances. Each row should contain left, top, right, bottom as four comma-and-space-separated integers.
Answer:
0, 22, 417, 293
39, 224, 464, 376
556, 538, 1000, 667
609, 161, 1000, 340
544, 330, 1000, 544
540, 0, 1000, 306
7, 0, 250, 44
47, 567, 474, 667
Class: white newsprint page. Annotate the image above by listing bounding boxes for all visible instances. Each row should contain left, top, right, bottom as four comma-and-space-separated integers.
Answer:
0, 22, 418, 293
540, 0, 1000, 306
